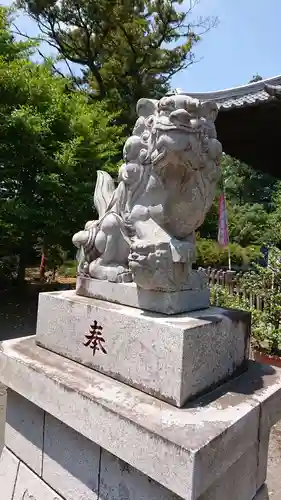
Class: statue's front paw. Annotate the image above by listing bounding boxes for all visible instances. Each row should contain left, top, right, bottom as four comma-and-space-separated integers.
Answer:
72, 230, 89, 248
128, 205, 150, 223
89, 260, 132, 283
85, 220, 98, 230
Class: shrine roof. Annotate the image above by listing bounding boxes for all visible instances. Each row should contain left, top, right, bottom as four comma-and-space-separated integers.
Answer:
177, 76, 281, 177
186, 74, 281, 110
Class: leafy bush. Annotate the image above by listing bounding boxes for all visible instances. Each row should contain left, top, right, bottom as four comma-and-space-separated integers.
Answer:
59, 260, 77, 278
196, 237, 261, 269
211, 249, 281, 356
44, 245, 66, 272
239, 248, 281, 355
210, 284, 264, 350
210, 284, 249, 310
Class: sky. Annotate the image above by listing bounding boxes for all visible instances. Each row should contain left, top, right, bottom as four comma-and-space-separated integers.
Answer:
2, 0, 281, 92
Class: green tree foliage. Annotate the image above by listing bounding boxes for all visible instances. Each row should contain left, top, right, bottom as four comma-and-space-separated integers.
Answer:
266, 182, 281, 245
16, 0, 217, 125
0, 6, 34, 60
198, 197, 219, 240
196, 237, 261, 269
227, 203, 269, 247
220, 154, 278, 210
200, 154, 279, 247
220, 155, 279, 246
0, 6, 124, 283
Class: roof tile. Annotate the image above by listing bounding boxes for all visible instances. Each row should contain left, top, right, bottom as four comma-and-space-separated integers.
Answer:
182, 75, 281, 110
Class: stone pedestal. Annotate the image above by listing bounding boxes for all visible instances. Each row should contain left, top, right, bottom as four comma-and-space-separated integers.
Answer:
76, 275, 210, 314
35, 290, 250, 407
0, 337, 280, 500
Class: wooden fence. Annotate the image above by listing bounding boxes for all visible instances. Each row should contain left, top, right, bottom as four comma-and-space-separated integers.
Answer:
204, 267, 264, 310
205, 268, 238, 291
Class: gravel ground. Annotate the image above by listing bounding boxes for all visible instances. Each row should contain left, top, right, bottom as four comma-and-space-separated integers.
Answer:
0, 287, 39, 341
0, 283, 74, 341
0, 285, 281, 498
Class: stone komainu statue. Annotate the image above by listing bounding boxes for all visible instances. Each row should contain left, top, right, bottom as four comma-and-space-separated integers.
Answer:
72, 92, 222, 292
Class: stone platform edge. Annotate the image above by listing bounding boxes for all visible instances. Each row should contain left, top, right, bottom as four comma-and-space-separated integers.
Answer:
0, 337, 281, 499
76, 275, 210, 314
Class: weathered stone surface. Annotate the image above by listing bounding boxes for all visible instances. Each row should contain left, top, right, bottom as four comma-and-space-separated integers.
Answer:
257, 419, 270, 491
35, 290, 250, 407
43, 413, 99, 500
76, 275, 210, 314
5, 390, 44, 475
98, 447, 269, 500
253, 485, 269, 500
198, 444, 258, 500
0, 440, 268, 500
72, 93, 222, 297
250, 362, 281, 491
99, 448, 180, 500
13, 461, 64, 500
0, 447, 19, 500
0, 337, 279, 500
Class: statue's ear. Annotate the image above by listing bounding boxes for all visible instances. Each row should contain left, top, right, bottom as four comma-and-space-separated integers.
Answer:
94, 171, 115, 218
201, 101, 218, 120
136, 98, 158, 117
169, 109, 192, 125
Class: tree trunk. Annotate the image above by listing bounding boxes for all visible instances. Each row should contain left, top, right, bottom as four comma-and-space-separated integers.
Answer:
16, 244, 28, 285
39, 253, 46, 281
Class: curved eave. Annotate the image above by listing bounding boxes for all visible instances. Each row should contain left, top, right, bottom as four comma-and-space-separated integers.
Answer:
185, 74, 281, 110
176, 76, 281, 177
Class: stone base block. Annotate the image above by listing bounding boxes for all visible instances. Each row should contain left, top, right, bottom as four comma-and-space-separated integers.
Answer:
254, 486, 269, 500
0, 448, 19, 500
11, 457, 65, 500
5, 390, 44, 475
35, 290, 250, 407
0, 447, 269, 500
0, 337, 281, 499
76, 275, 210, 314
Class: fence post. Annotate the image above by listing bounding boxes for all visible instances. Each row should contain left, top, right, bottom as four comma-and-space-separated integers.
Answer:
225, 270, 236, 295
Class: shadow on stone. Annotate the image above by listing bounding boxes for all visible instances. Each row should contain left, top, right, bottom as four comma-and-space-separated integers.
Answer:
255, 484, 269, 500
186, 361, 276, 409
42, 414, 100, 498
5, 390, 44, 474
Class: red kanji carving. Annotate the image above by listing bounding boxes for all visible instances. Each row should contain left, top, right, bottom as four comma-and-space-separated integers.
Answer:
84, 320, 107, 356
